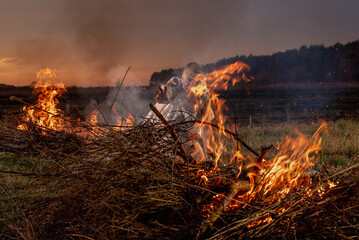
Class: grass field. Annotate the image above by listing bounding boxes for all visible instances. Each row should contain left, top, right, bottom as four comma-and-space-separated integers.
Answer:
237, 119, 359, 169
0, 118, 358, 238
225, 86, 359, 125
0, 85, 358, 239
1, 84, 359, 122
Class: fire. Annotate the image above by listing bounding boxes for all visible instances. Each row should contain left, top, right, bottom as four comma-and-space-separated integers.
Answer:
36, 67, 58, 80
115, 112, 135, 127
247, 213, 273, 229
327, 179, 337, 189
86, 108, 134, 131
243, 122, 328, 204
189, 61, 252, 167
199, 122, 331, 228
239, 122, 335, 229
18, 68, 135, 136
18, 68, 66, 132
188, 62, 335, 229
88, 110, 100, 126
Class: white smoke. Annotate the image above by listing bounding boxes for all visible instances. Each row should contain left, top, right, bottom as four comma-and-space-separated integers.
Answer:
85, 65, 154, 124
106, 65, 143, 87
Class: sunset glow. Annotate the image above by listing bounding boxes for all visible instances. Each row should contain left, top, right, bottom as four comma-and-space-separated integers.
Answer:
0, 0, 358, 86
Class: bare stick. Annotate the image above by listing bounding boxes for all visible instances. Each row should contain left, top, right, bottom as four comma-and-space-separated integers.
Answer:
149, 103, 188, 162
10, 96, 60, 117
158, 87, 184, 113
108, 66, 131, 118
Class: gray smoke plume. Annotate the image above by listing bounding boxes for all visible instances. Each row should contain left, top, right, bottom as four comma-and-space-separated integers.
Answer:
84, 65, 154, 124
62, 0, 127, 82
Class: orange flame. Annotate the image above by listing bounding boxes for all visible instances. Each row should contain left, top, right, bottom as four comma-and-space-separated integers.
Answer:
18, 68, 66, 132
242, 122, 331, 228
18, 68, 135, 136
191, 63, 334, 227
85, 108, 134, 135
247, 213, 273, 229
113, 108, 135, 127
189, 61, 252, 167
201, 122, 331, 227
243, 122, 328, 204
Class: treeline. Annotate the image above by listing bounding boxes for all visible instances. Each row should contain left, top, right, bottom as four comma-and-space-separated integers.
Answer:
149, 40, 359, 87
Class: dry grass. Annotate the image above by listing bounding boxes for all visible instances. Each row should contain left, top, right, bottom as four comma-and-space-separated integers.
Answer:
237, 119, 359, 169
0, 116, 358, 239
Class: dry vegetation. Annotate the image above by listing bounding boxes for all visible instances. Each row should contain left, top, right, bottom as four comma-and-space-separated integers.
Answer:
239, 119, 359, 169
0, 115, 358, 239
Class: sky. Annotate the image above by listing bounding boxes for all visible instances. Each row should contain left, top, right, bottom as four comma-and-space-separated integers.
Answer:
0, 0, 358, 87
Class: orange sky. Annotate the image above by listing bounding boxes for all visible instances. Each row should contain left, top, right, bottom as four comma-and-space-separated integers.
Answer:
0, 0, 358, 87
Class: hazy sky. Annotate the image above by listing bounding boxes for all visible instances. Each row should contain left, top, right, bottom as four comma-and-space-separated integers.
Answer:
0, 0, 358, 87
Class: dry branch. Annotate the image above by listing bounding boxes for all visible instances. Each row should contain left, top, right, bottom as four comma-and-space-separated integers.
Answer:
149, 103, 188, 161
177, 120, 259, 157
108, 66, 131, 118
0, 114, 358, 240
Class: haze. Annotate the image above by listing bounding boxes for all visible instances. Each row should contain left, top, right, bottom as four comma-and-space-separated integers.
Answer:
0, 0, 358, 87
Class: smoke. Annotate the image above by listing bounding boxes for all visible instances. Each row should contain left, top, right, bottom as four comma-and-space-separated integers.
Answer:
106, 65, 151, 120
106, 86, 151, 122
83, 64, 154, 124
61, 0, 250, 86
106, 65, 143, 86
61, 0, 125, 85
84, 85, 153, 124
2, 0, 359, 87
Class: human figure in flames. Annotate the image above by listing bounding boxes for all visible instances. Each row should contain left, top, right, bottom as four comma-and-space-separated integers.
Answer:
147, 62, 214, 162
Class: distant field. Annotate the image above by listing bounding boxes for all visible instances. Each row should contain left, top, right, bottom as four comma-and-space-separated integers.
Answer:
225, 85, 359, 125
1, 84, 358, 125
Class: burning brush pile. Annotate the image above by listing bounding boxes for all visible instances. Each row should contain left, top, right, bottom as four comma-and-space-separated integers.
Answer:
0, 65, 358, 239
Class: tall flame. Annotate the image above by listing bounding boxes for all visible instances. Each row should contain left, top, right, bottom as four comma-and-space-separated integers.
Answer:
18, 68, 66, 132
191, 63, 333, 226
189, 61, 252, 168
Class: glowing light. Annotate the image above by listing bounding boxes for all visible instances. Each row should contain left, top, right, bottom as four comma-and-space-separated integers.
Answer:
18, 68, 66, 133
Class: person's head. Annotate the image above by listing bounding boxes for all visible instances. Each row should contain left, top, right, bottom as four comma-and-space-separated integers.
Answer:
182, 62, 203, 90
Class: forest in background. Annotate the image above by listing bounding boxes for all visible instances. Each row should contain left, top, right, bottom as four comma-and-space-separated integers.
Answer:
149, 40, 359, 87
1, 40, 359, 124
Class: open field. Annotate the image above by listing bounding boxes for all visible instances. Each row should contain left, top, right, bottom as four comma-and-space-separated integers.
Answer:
0, 84, 358, 239
238, 119, 359, 169
1, 84, 359, 123
0, 116, 358, 239
225, 85, 359, 125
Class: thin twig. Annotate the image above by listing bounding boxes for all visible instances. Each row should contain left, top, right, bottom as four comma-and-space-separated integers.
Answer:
108, 66, 131, 118
149, 103, 188, 162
